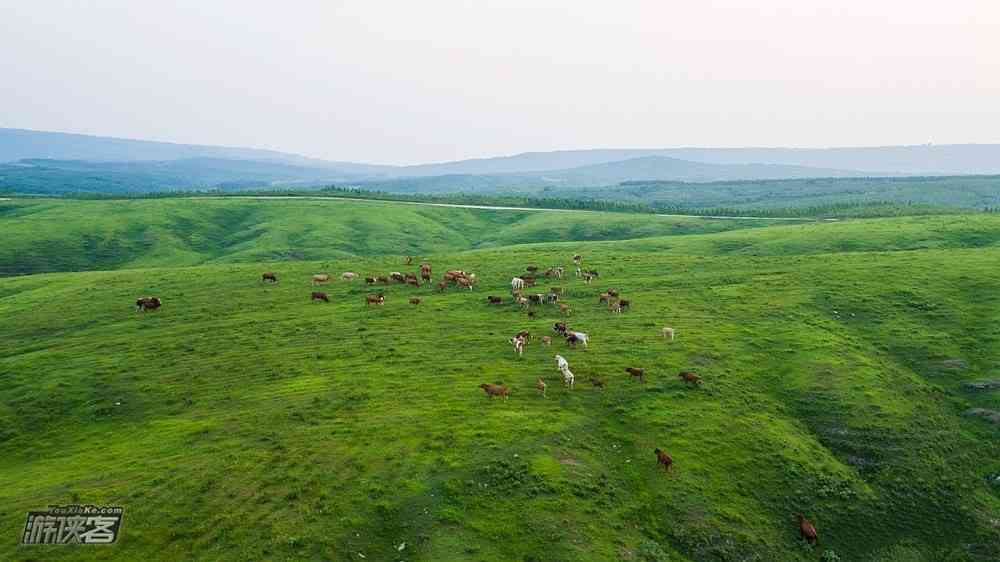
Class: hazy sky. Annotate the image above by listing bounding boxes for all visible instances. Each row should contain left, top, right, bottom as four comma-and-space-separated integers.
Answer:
2, 1, 997, 164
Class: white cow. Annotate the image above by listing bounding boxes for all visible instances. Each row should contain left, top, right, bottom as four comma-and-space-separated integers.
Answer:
569, 331, 589, 347
560, 366, 575, 388
511, 277, 525, 291
341, 272, 357, 281
555, 354, 569, 372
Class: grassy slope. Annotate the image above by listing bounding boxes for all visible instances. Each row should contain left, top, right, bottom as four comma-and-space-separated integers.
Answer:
0, 198, 767, 276
1, 210, 999, 561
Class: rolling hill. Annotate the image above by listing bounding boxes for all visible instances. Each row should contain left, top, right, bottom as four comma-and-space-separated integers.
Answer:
0, 199, 998, 561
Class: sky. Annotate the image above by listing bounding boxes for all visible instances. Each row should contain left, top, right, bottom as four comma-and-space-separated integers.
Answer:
1, 1, 998, 164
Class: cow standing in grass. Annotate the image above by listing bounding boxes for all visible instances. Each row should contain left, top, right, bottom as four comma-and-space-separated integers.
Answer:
312, 274, 331, 285
261, 272, 277, 283
136, 297, 162, 312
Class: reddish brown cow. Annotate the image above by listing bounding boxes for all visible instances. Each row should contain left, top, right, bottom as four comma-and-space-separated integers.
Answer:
655, 448, 673, 471
311, 292, 329, 303
135, 297, 162, 312
365, 293, 385, 306
479, 383, 510, 400
625, 367, 646, 382
797, 514, 818, 545
420, 263, 432, 281
678, 371, 702, 386
261, 272, 277, 283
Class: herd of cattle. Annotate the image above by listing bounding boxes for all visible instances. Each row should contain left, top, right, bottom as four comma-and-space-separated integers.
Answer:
134, 253, 821, 544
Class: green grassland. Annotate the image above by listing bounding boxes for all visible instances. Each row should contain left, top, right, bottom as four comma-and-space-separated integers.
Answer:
0, 198, 770, 276
1, 201, 999, 562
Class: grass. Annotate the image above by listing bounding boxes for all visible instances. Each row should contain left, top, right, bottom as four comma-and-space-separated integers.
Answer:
0, 197, 770, 276
0, 202, 998, 561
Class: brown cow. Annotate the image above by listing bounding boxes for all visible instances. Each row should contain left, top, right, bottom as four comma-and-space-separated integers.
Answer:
797, 514, 818, 545
312, 273, 331, 285
678, 371, 702, 386
559, 303, 571, 316
536, 378, 547, 398
135, 297, 162, 312
479, 383, 509, 400
655, 448, 673, 471
515, 330, 531, 341
311, 292, 329, 303
365, 293, 385, 306
625, 367, 646, 382
420, 263, 432, 282
409, 297, 421, 305
456, 277, 474, 290
261, 272, 277, 283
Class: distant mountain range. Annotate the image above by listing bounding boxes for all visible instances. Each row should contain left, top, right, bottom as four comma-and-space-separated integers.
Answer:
3, 127, 1000, 194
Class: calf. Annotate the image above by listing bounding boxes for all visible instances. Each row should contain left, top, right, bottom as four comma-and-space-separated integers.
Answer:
487, 296, 503, 305
261, 272, 278, 283
536, 377, 547, 397
365, 293, 385, 306
797, 514, 818, 545
135, 297, 162, 312
654, 448, 673, 471
311, 292, 329, 303
678, 371, 702, 386
409, 297, 421, 305
479, 383, 509, 400
625, 367, 646, 383
312, 273, 331, 285
509, 335, 526, 357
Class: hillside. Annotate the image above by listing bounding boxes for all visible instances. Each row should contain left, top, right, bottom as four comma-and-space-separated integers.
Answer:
0, 197, 771, 276
0, 201, 998, 561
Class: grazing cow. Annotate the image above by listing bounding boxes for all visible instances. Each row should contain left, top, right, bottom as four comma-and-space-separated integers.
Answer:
655, 448, 673, 471
607, 288, 619, 297
420, 263, 432, 282
365, 276, 377, 285
511, 277, 525, 291
590, 377, 605, 389
526, 265, 539, 273
135, 297, 162, 312
261, 272, 278, 283
541, 336, 552, 346
536, 378, 547, 397
487, 296, 503, 305
409, 297, 421, 305
365, 293, 386, 306
561, 366, 575, 388
390, 272, 406, 283
553, 322, 568, 335
312, 273, 331, 285
678, 371, 702, 386
559, 303, 571, 316
618, 299, 631, 311
555, 354, 569, 371
566, 331, 589, 347
457, 276, 475, 290
625, 367, 646, 382
662, 327, 675, 341
342, 272, 357, 281
311, 292, 329, 303
509, 335, 526, 357
479, 383, 510, 400
797, 514, 818, 545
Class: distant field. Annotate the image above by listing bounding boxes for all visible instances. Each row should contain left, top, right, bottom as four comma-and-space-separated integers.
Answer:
0, 197, 773, 276
0, 201, 998, 561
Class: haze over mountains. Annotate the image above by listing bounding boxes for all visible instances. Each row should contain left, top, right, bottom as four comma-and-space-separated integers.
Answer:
3, 127, 1000, 194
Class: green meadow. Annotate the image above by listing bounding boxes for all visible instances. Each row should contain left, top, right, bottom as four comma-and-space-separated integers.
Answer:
0, 198, 998, 561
